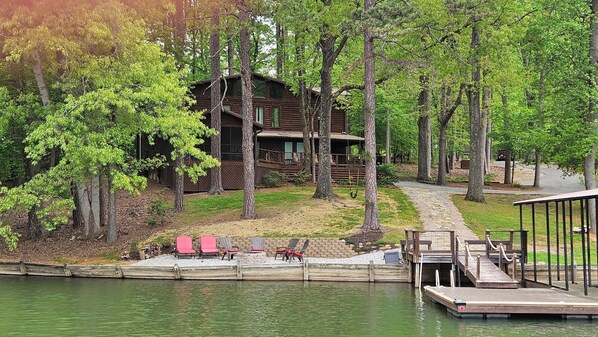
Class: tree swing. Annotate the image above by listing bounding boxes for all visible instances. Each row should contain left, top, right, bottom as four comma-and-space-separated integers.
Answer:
348, 144, 361, 199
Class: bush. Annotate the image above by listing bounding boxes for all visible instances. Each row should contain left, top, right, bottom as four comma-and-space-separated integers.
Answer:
290, 170, 309, 185
376, 163, 399, 185
147, 191, 168, 226
263, 171, 287, 187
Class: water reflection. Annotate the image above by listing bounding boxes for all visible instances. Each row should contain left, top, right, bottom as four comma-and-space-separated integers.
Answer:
0, 276, 595, 336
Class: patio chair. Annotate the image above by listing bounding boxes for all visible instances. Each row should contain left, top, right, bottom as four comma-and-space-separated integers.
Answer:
250, 237, 266, 252
175, 236, 196, 259
288, 240, 309, 262
218, 237, 240, 260
200, 236, 220, 258
275, 238, 299, 261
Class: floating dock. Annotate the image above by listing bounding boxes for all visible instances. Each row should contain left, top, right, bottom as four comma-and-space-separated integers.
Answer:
425, 286, 598, 319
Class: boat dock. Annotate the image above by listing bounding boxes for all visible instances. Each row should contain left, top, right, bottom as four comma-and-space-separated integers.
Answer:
402, 227, 598, 319
425, 286, 598, 319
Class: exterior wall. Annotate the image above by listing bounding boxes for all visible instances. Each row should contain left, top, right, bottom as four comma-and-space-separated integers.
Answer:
191, 76, 347, 134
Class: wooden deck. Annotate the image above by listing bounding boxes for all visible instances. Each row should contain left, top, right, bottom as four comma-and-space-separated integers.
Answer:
425, 286, 598, 319
457, 256, 519, 289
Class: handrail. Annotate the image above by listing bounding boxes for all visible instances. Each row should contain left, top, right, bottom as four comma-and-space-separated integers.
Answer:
486, 234, 499, 251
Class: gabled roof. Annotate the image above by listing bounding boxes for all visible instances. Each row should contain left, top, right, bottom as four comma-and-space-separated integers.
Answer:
191, 73, 287, 87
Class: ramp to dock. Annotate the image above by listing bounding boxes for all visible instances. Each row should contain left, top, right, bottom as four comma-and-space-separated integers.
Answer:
457, 256, 518, 289
425, 286, 598, 319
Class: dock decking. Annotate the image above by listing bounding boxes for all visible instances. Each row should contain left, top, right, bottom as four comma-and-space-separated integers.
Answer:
457, 256, 519, 289
425, 286, 598, 319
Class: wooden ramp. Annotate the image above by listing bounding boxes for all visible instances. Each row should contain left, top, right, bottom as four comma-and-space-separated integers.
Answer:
457, 256, 518, 289
425, 286, 598, 319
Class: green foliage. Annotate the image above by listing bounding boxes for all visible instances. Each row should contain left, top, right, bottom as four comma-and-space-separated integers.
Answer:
289, 171, 309, 186
376, 163, 399, 185
147, 191, 169, 226
263, 171, 287, 188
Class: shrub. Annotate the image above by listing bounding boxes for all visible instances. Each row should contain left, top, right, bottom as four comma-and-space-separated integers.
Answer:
290, 170, 309, 185
147, 191, 168, 226
263, 171, 287, 187
377, 163, 399, 185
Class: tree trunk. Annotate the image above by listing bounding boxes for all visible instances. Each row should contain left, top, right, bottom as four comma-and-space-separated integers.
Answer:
385, 110, 391, 164
417, 75, 432, 181
534, 68, 546, 188
239, 3, 257, 219
314, 33, 346, 200
502, 93, 512, 185
228, 33, 234, 76
362, 0, 380, 232
208, 10, 224, 195
28, 50, 50, 238
533, 152, 541, 187
296, 35, 312, 176
90, 175, 100, 235
482, 86, 491, 175
587, 0, 598, 233
276, 22, 284, 78
174, 0, 186, 65
437, 84, 463, 186
173, 153, 184, 212
465, 23, 485, 203
106, 168, 117, 244
99, 168, 107, 227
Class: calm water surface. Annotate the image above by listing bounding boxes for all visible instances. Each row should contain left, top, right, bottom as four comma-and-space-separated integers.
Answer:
0, 276, 596, 336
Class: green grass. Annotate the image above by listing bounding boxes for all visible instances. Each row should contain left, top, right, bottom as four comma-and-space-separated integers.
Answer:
187, 187, 309, 219
169, 185, 421, 245
452, 193, 593, 264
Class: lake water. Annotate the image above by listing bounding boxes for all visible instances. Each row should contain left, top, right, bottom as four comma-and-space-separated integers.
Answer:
0, 276, 596, 336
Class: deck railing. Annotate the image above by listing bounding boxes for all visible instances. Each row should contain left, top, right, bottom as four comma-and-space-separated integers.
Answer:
257, 149, 363, 167
402, 230, 455, 264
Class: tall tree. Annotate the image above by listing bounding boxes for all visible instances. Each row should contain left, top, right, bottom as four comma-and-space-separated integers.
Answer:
361, 0, 380, 231
417, 73, 432, 181
464, 20, 486, 203
238, 1, 257, 219
437, 83, 464, 185
313, 0, 349, 200
208, 5, 224, 195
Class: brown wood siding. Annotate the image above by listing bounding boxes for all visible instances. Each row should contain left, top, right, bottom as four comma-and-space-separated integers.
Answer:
190, 77, 348, 134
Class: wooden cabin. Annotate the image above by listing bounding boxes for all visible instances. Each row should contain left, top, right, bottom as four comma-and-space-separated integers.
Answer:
161, 73, 364, 192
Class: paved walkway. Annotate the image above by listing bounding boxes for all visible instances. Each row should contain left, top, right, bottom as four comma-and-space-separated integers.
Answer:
397, 163, 585, 249
400, 186, 477, 249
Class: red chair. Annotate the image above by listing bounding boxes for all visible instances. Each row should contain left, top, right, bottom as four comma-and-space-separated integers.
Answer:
175, 236, 196, 259
288, 240, 309, 262
200, 236, 220, 258
218, 237, 240, 260
275, 238, 299, 260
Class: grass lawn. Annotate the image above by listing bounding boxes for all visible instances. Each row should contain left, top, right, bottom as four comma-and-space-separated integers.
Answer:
452, 193, 595, 264
149, 186, 421, 245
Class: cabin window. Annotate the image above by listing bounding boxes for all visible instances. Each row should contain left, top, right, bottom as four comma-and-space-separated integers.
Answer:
271, 83, 283, 99
272, 107, 280, 128
284, 142, 303, 162
222, 104, 231, 111
254, 79, 266, 98
256, 106, 264, 124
